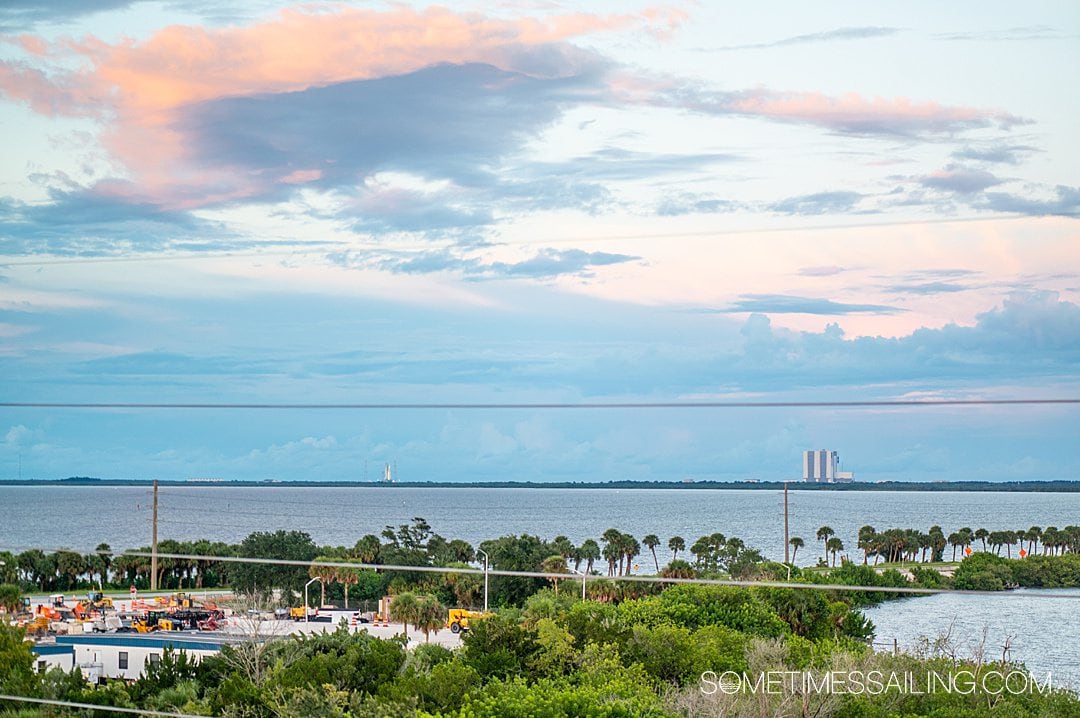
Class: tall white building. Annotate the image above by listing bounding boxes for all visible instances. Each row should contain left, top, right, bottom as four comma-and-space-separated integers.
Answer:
803, 450, 853, 482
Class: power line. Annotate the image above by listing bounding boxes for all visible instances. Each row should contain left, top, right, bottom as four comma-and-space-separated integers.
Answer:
1, 399, 1077, 411
0, 213, 1070, 268
0, 694, 213, 718
3, 545, 1079, 600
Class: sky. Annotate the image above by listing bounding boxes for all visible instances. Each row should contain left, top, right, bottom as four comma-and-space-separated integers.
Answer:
1, 1, 1078, 483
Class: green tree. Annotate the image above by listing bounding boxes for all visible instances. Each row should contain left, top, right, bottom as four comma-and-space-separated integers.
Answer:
478, 534, 550, 606
230, 530, 318, 602
415, 594, 445, 642
826, 537, 844, 567
660, 560, 695, 580
579, 539, 601, 575
816, 526, 835, 564
857, 526, 876, 565
789, 536, 804, 564
541, 554, 568, 595
55, 550, 85, 589
0, 622, 39, 700
643, 534, 661, 573
668, 536, 685, 562
0, 584, 22, 614
389, 592, 419, 641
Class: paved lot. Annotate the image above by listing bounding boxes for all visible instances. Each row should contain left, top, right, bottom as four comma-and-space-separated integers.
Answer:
225, 614, 463, 649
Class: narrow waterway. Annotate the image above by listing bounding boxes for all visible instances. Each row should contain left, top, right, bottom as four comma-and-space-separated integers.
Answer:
862, 588, 1080, 689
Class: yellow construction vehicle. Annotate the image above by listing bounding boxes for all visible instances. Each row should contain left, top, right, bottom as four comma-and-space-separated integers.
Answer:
73, 591, 115, 619
87, 591, 114, 610
24, 615, 51, 637
288, 606, 330, 622
133, 611, 179, 632
446, 608, 491, 634
168, 592, 195, 608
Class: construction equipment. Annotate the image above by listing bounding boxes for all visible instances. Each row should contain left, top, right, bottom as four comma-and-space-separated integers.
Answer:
133, 610, 181, 632
73, 591, 116, 620
288, 606, 330, 622
11, 597, 33, 624
24, 615, 51, 637
166, 592, 196, 608
86, 591, 114, 610
36, 602, 74, 623
446, 608, 491, 634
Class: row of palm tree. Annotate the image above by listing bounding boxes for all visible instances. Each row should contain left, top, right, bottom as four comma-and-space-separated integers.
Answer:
794, 524, 1080, 566
545, 530, 762, 578
387, 592, 445, 641
2, 540, 237, 593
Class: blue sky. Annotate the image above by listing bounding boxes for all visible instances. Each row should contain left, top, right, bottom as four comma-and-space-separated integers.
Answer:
1, 1, 1078, 482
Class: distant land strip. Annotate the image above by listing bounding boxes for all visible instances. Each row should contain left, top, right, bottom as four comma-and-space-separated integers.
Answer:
3, 478, 1080, 492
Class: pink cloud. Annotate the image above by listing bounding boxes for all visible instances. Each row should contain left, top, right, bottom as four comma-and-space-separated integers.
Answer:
719, 89, 1026, 135
0, 5, 673, 208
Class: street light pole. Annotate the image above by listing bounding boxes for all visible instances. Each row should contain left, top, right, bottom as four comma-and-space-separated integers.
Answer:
304, 577, 319, 624
567, 567, 586, 601
477, 549, 489, 612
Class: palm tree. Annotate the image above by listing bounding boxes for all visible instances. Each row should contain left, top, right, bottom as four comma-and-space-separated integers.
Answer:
660, 560, 695, 580
353, 535, 382, 564
389, 592, 419, 640
601, 529, 623, 575
816, 526, 835, 564
826, 537, 844, 567
917, 533, 931, 563
551, 536, 574, 560
415, 595, 444, 642
856, 526, 876, 565
541, 555, 568, 595
94, 543, 112, 585
689, 536, 710, 571
309, 559, 337, 607
621, 535, 641, 575
957, 528, 973, 559
579, 539, 600, 574
948, 533, 961, 561
337, 562, 360, 609
444, 563, 482, 608
1028, 526, 1042, 556
929, 527, 947, 563
643, 535, 660, 573
668, 536, 685, 562
601, 542, 621, 577
789, 537, 804, 564
1042, 527, 1059, 556
974, 528, 989, 552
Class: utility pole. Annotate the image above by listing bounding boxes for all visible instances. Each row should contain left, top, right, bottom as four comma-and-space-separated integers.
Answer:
783, 481, 790, 564
151, 480, 159, 592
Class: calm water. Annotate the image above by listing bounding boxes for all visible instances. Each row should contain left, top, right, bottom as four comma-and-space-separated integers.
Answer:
863, 588, 1080, 688
2, 485, 1078, 566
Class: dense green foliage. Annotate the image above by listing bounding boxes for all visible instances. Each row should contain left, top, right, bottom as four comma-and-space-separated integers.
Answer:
4, 519, 1080, 716
4, 581, 1078, 718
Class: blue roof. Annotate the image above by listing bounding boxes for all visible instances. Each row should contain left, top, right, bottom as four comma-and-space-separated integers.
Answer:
31, 643, 73, 656
54, 634, 226, 651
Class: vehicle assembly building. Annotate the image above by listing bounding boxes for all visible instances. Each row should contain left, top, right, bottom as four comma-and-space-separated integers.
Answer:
803, 450, 854, 483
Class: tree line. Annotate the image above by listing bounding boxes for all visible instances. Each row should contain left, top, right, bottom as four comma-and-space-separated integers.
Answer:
790, 524, 1080, 567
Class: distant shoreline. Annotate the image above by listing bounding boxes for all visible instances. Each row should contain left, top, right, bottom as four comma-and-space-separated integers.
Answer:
2, 478, 1080, 492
